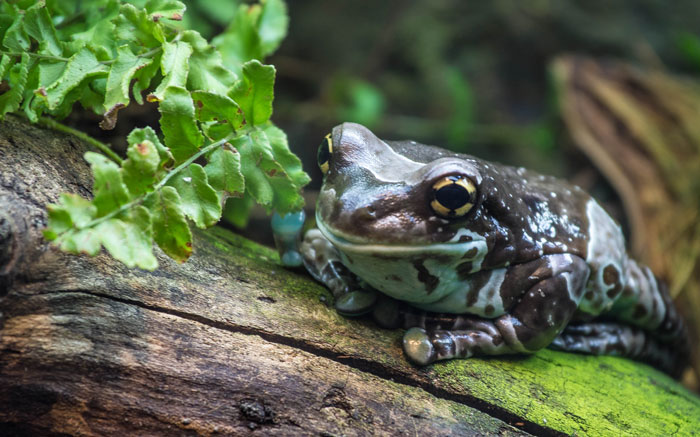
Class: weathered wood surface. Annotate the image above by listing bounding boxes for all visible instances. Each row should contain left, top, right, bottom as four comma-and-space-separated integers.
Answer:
1, 115, 699, 436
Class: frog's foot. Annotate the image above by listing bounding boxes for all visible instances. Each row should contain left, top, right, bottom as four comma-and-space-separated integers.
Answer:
335, 289, 378, 316
550, 322, 679, 375
403, 326, 510, 365
402, 328, 435, 365
551, 322, 642, 355
300, 229, 363, 297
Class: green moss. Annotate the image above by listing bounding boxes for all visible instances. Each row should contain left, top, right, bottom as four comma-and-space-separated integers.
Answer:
206, 226, 280, 263
199, 226, 336, 310
201, 226, 700, 436
431, 349, 700, 436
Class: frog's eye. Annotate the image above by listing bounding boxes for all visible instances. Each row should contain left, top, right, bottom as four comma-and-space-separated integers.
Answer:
317, 133, 333, 174
430, 175, 477, 218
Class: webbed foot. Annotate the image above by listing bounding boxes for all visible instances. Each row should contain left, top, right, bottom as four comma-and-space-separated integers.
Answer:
334, 289, 377, 316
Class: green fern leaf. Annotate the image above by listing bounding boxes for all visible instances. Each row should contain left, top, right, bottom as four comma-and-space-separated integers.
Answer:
166, 163, 221, 228
145, 186, 193, 262
158, 85, 203, 163
230, 60, 274, 127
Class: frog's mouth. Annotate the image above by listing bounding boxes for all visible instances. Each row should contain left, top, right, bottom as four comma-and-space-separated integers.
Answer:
316, 211, 486, 259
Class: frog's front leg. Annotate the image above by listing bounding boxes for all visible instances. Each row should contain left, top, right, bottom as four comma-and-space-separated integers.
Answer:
300, 229, 378, 315
403, 254, 589, 365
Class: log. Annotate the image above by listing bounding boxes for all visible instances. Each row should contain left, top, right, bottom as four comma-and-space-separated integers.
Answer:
0, 115, 699, 436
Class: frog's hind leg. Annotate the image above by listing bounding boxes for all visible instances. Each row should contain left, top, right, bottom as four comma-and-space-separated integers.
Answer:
402, 254, 590, 365
564, 257, 690, 376
300, 229, 377, 315
610, 259, 688, 350
550, 322, 682, 376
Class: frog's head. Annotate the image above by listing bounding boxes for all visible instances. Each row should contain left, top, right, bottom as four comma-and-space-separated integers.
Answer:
314, 123, 492, 303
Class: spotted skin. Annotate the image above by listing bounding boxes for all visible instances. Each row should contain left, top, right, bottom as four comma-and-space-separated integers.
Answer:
288, 123, 689, 377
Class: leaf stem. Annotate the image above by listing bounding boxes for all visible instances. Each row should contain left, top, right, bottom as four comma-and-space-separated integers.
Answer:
81, 136, 231, 230
0, 44, 164, 66
0, 50, 70, 63
100, 45, 164, 66
155, 138, 229, 190
37, 117, 124, 165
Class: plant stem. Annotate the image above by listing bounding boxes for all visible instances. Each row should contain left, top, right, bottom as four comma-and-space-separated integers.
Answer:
100, 45, 164, 66
0, 44, 164, 66
81, 136, 231, 230
155, 138, 228, 190
38, 117, 124, 165
0, 50, 70, 63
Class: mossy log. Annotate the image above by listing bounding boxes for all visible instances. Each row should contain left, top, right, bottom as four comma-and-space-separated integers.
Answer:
1, 115, 699, 436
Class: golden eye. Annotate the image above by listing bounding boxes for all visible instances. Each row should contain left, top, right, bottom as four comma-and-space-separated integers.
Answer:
430, 175, 477, 218
317, 133, 332, 174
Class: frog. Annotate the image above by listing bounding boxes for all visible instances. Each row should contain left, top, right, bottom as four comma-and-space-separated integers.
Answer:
273, 122, 689, 376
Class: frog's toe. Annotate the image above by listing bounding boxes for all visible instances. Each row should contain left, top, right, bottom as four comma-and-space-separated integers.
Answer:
280, 250, 303, 267
403, 327, 436, 365
334, 290, 377, 316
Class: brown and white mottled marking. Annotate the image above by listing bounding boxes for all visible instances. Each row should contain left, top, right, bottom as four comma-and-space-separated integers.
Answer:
403, 253, 589, 363
415, 268, 507, 317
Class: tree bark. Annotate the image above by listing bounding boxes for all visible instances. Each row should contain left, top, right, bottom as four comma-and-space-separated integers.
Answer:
1, 115, 699, 436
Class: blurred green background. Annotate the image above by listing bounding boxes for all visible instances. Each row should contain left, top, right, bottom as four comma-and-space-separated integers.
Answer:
222, 0, 700, 185
68, 0, 699, 239
178, 0, 700, 244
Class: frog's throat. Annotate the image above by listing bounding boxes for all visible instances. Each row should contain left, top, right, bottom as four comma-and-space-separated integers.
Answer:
316, 212, 487, 260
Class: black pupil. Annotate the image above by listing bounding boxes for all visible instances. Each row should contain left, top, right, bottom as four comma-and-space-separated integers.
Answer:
435, 182, 470, 210
317, 138, 330, 167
